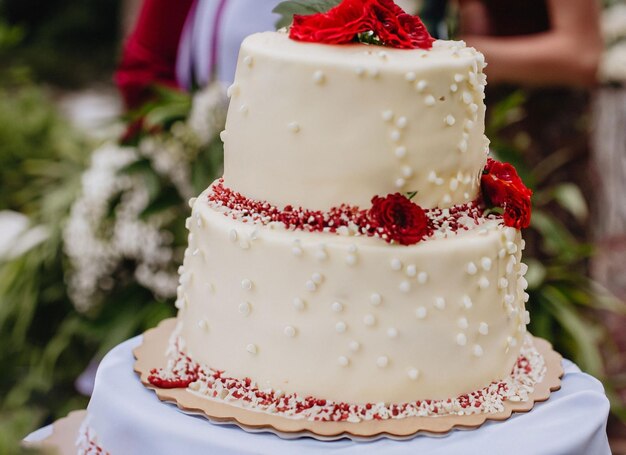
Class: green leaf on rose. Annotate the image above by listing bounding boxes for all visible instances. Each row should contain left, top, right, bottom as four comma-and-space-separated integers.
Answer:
273, 0, 343, 29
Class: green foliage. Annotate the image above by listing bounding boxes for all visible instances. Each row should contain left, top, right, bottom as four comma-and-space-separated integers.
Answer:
273, 0, 342, 29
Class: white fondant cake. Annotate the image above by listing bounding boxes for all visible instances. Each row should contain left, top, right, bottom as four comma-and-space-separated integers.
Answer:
171, 30, 530, 408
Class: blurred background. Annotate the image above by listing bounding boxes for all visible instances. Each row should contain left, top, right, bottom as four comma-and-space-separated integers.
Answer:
0, 0, 625, 453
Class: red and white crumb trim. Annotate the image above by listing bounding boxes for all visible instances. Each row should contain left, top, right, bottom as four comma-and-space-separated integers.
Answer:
76, 418, 108, 455
148, 335, 545, 422
206, 179, 493, 241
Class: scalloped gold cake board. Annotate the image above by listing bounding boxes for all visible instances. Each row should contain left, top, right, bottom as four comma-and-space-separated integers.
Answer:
134, 318, 564, 441
23, 409, 87, 454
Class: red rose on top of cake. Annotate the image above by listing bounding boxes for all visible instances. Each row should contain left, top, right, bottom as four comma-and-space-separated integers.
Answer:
481, 158, 533, 229
289, 0, 434, 50
369, 193, 431, 245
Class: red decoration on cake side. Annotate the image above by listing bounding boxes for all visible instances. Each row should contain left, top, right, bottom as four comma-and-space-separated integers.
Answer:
289, 0, 434, 50
481, 158, 532, 229
368, 193, 431, 245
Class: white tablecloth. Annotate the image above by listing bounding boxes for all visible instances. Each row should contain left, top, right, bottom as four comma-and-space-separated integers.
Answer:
27, 335, 611, 454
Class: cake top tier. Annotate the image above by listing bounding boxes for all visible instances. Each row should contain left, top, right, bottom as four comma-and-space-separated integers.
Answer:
222, 31, 488, 211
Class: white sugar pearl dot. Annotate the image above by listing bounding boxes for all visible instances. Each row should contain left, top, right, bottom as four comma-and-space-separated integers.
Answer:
288, 122, 300, 133
311, 273, 323, 284
346, 254, 357, 266
305, 280, 317, 292
284, 326, 296, 337
229, 229, 238, 242
458, 140, 468, 153
219, 130, 227, 141
457, 317, 469, 329
456, 333, 467, 346
507, 336, 517, 347
450, 83, 458, 92
462, 91, 473, 104
292, 298, 305, 311
504, 294, 515, 305
399, 280, 411, 293
239, 104, 248, 115
377, 356, 389, 368
390, 258, 402, 271
424, 95, 436, 106
406, 264, 417, 277
416, 80, 428, 92
363, 314, 376, 326
498, 248, 507, 259
401, 165, 413, 178
382, 110, 393, 121
445, 114, 456, 126
243, 55, 253, 67
238, 302, 251, 315
241, 279, 253, 291
395, 116, 408, 129
473, 344, 484, 357
349, 341, 360, 352
507, 241, 518, 254
466, 262, 478, 275
462, 295, 473, 309
415, 306, 427, 319
312, 70, 325, 84
417, 272, 428, 284
390, 130, 401, 142
316, 250, 328, 261
226, 84, 238, 98
292, 246, 303, 256
338, 356, 349, 367
336, 321, 347, 333
331, 301, 343, 313
465, 119, 475, 130
387, 327, 398, 338
454, 73, 465, 83
481, 257, 492, 271
405, 72, 416, 81
523, 292, 530, 303
408, 368, 420, 380
434, 297, 446, 310
519, 262, 529, 276
479, 322, 489, 335
449, 179, 459, 191
246, 343, 257, 354
198, 319, 209, 331
370, 293, 382, 306
478, 277, 490, 289
394, 146, 407, 158
523, 310, 531, 324
499, 278, 509, 289
395, 177, 406, 188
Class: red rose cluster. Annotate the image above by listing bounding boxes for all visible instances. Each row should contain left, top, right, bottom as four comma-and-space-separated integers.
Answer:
368, 193, 431, 245
481, 158, 533, 229
289, 0, 434, 50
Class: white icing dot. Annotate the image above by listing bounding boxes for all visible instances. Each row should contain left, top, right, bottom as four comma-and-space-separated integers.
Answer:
462, 295, 473, 309
287, 122, 300, 133
466, 262, 478, 275
292, 246, 303, 256
507, 336, 518, 348
458, 140, 468, 153
243, 55, 253, 67
305, 280, 317, 292
417, 271, 428, 284
226, 83, 239, 98
519, 277, 529, 290
355, 66, 365, 76
523, 292, 530, 303
499, 278, 509, 289
504, 294, 515, 305
192, 248, 200, 257
479, 322, 489, 335
506, 241, 518, 254
292, 298, 305, 311
449, 178, 459, 191
523, 310, 531, 324
241, 279, 253, 291
363, 314, 376, 326
377, 356, 389, 368
473, 344, 484, 357
457, 317, 469, 329
478, 276, 490, 289
387, 327, 398, 338
345, 254, 358, 266
347, 244, 358, 254
239, 104, 248, 115
312, 70, 325, 84
401, 165, 413, 178
424, 95, 436, 106
228, 229, 238, 242
427, 170, 437, 182
382, 110, 394, 121
390, 129, 401, 142
395, 177, 406, 188
462, 91, 473, 104
454, 73, 465, 83
481, 257, 492, 271
394, 146, 407, 158
465, 119, 475, 130
445, 114, 456, 126
311, 273, 323, 284
238, 302, 251, 316
450, 83, 458, 92
395, 116, 408, 129
415, 306, 428, 319
335, 321, 347, 333
406, 264, 417, 277
470, 103, 478, 113
246, 343, 257, 354
219, 130, 227, 142
390, 258, 402, 271
415, 80, 428, 92
442, 194, 452, 204
338, 356, 349, 367
284, 326, 296, 337
331, 301, 343, 313
456, 333, 467, 346
498, 248, 507, 259
399, 280, 411, 293
405, 71, 416, 81
519, 262, 529, 276
370, 293, 382, 306
198, 319, 209, 331
408, 368, 420, 380
349, 341, 360, 352
434, 297, 446, 310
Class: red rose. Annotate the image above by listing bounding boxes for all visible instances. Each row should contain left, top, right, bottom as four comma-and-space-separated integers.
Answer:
481, 158, 533, 229
290, 0, 374, 44
369, 193, 431, 245
369, 0, 434, 49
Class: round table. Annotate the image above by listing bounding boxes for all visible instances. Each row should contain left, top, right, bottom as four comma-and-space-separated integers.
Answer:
26, 335, 611, 454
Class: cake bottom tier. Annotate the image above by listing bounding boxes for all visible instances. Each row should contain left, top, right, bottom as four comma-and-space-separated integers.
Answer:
78, 336, 611, 454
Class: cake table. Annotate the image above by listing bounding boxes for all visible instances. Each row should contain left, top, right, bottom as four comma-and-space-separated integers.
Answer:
25, 335, 611, 454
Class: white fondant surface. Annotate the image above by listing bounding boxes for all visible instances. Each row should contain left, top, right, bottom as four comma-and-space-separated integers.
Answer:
77, 336, 610, 454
